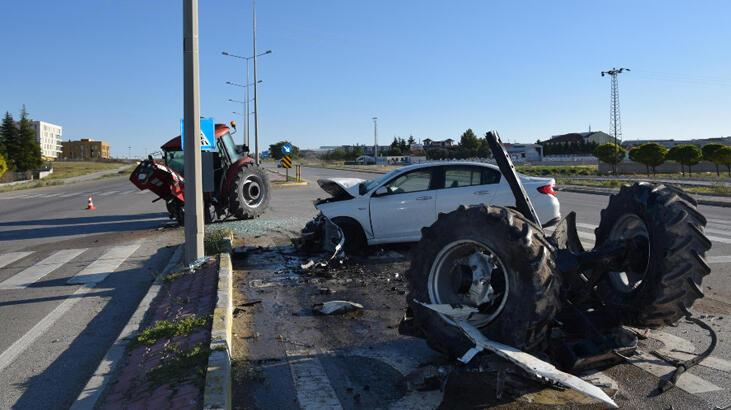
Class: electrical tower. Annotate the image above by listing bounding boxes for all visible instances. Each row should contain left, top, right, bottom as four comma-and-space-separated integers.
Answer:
600, 67, 630, 147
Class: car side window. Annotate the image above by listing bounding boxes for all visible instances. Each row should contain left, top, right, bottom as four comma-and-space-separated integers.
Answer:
383, 170, 432, 194
444, 166, 482, 188
481, 167, 501, 184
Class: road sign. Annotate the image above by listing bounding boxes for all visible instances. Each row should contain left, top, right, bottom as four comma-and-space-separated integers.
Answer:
281, 143, 293, 156
280, 155, 292, 169
180, 117, 215, 151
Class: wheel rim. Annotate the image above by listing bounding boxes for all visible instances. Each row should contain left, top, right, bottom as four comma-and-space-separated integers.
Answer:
607, 214, 650, 293
427, 240, 510, 327
242, 175, 264, 208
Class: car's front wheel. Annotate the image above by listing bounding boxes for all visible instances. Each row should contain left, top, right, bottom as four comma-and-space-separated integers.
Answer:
331, 217, 368, 255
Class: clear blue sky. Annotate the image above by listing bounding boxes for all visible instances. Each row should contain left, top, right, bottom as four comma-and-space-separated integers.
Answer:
1, 1, 729, 156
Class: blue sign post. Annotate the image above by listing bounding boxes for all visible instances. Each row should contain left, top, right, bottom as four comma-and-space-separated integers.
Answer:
281, 143, 293, 156
180, 117, 215, 151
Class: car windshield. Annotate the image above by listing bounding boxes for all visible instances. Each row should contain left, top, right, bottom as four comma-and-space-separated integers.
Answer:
362, 168, 403, 192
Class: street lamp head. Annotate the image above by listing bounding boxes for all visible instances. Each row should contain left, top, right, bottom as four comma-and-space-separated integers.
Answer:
222, 51, 229, 56
265, 50, 272, 54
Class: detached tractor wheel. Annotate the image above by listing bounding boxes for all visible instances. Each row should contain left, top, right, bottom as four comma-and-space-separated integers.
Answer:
594, 183, 712, 328
229, 164, 270, 220
406, 205, 560, 358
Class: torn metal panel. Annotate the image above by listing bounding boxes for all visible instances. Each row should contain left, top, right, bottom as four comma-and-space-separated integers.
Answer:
313, 300, 363, 315
417, 301, 618, 409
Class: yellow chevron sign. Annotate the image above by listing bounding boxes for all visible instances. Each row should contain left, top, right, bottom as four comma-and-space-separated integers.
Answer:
281, 155, 292, 168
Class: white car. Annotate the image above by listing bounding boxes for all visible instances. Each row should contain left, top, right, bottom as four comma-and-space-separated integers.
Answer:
315, 162, 560, 249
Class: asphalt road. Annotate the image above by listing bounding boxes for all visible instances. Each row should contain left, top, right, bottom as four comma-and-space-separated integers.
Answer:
0, 175, 179, 409
234, 164, 731, 409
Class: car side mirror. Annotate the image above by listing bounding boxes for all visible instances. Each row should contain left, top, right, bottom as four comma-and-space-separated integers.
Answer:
374, 186, 388, 196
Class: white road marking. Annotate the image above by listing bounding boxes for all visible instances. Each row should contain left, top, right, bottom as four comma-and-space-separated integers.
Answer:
67, 244, 140, 285
0, 249, 86, 290
0, 243, 141, 373
704, 227, 731, 237
653, 331, 731, 374
707, 256, 731, 264
705, 235, 731, 245
0, 252, 34, 269
98, 191, 119, 197
285, 347, 342, 410
136, 190, 149, 195
628, 351, 722, 393
119, 190, 137, 195
43, 193, 62, 198
59, 192, 82, 198
707, 218, 731, 228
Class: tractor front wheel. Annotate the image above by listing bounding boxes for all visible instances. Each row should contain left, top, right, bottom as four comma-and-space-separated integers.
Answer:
229, 164, 270, 220
406, 205, 560, 358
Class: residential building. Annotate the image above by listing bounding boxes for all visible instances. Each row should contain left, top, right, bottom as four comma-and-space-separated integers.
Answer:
505, 143, 543, 162
31, 121, 63, 160
544, 131, 612, 146
423, 138, 455, 148
61, 138, 110, 160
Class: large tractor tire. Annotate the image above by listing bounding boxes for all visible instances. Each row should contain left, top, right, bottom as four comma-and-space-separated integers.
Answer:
229, 163, 270, 220
594, 183, 712, 328
406, 205, 560, 358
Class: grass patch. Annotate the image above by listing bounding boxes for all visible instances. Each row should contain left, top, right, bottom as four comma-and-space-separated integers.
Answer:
556, 178, 625, 188
146, 343, 210, 387
45, 161, 129, 180
130, 315, 210, 349
0, 179, 64, 193
518, 165, 597, 176
204, 229, 232, 255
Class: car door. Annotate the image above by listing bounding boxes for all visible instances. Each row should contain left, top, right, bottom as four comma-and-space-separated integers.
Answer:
435, 165, 501, 214
369, 168, 436, 241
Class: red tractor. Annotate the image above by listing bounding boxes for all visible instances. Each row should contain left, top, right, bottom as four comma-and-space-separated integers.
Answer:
130, 122, 270, 224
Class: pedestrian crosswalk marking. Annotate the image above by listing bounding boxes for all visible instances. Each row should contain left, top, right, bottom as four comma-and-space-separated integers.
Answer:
707, 256, 731, 264
0, 252, 34, 269
0, 249, 87, 290
67, 245, 140, 285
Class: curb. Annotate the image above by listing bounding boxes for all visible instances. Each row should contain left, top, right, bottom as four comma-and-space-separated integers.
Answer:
558, 186, 731, 208
203, 234, 234, 410
71, 245, 184, 410
301, 164, 388, 175
265, 168, 310, 186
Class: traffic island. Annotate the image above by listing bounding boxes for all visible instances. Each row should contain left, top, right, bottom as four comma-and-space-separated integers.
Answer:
87, 234, 233, 410
265, 168, 309, 187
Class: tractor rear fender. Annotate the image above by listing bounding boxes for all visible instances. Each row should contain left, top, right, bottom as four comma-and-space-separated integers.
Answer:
222, 157, 256, 200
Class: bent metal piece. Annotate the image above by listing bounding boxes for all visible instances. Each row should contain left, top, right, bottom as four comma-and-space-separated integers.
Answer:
417, 301, 618, 409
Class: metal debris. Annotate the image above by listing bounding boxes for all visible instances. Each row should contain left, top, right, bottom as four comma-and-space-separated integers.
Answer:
417, 301, 618, 408
313, 300, 364, 315
187, 256, 211, 272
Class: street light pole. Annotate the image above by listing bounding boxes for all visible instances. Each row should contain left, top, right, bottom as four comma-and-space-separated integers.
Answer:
183, 0, 204, 263
252, 0, 260, 164
372, 117, 378, 162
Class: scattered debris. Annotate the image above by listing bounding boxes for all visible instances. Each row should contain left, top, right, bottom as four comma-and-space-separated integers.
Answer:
405, 365, 449, 391
318, 287, 335, 295
239, 300, 262, 307
186, 256, 211, 272
313, 300, 364, 315
249, 279, 279, 288
417, 301, 618, 408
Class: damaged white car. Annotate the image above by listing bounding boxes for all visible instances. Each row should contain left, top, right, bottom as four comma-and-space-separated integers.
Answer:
313, 162, 560, 251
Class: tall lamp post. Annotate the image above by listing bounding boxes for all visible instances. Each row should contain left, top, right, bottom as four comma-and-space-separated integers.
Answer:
372, 117, 378, 163
183, 0, 204, 263
222, 49, 271, 160
225, 80, 262, 147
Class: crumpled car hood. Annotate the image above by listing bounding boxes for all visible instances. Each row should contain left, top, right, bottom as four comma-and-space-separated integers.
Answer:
317, 178, 365, 200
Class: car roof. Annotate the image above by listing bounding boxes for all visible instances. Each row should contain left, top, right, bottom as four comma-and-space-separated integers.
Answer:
392, 161, 500, 173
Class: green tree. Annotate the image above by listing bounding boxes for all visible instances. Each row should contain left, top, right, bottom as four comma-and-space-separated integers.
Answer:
14, 106, 42, 171
459, 129, 480, 157
0, 153, 8, 178
0, 112, 19, 169
668, 144, 702, 177
268, 140, 300, 160
407, 135, 416, 148
702, 143, 726, 176
713, 146, 731, 177
628, 143, 668, 176
593, 143, 625, 174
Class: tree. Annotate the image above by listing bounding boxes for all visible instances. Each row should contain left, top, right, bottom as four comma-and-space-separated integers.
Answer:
667, 145, 685, 175
669, 144, 702, 177
714, 146, 731, 176
407, 135, 416, 148
702, 143, 726, 176
268, 140, 300, 160
628, 143, 668, 176
593, 143, 625, 173
0, 112, 19, 169
14, 106, 42, 172
459, 129, 480, 158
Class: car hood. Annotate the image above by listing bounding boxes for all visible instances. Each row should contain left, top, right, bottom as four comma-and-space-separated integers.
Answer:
317, 178, 365, 200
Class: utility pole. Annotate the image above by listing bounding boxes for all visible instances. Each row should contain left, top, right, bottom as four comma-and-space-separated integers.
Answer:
252, 0, 260, 164
601, 67, 630, 174
183, 0, 204, 264
372, 117, 378, 163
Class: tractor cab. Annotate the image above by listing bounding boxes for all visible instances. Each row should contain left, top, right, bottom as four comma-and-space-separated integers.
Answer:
159, 122, 243, 177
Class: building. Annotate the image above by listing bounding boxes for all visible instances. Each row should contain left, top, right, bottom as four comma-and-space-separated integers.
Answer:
31, 121, 63, 160
61, 139, 110, 160
545, 131, 612, 146
423, 138, 455, 148
505, 143, 543, 162
622, 136, 731, 149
